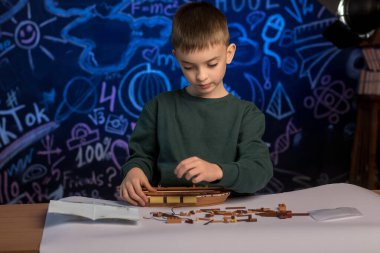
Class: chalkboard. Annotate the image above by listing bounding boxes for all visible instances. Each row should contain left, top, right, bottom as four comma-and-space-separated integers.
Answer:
0, 0, 362, 204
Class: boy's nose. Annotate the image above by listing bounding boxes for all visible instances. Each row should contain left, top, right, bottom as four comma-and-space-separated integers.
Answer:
196, 69, 207, 82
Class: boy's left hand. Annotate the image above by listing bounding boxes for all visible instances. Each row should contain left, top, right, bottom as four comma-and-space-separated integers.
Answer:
174, 156, 223, 183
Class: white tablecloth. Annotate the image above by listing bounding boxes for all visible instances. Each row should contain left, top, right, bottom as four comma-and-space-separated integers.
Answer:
40, 183, 380, 253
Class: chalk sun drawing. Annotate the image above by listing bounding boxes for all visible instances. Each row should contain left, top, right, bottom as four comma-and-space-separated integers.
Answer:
0, 2, 67, 71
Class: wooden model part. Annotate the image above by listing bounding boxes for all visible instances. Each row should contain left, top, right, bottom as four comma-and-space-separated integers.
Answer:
166, 216, 182, 224
143, 186, 230, 207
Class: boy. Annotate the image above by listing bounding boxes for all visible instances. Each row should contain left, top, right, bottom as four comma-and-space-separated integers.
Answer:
120, 2, 273, 206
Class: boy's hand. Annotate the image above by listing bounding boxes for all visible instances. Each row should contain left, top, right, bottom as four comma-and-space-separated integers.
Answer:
174, 156, 223, 183
119, 167, 156, 206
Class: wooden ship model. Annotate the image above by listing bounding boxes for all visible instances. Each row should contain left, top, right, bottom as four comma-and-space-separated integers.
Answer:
143, 186, 230, 207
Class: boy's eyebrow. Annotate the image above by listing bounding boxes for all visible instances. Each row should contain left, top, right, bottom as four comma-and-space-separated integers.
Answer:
181, 57, 220, 64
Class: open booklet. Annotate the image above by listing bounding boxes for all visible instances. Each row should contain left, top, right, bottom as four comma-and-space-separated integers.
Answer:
48, 196, 139, 222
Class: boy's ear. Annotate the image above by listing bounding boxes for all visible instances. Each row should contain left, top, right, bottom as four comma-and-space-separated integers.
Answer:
226, 43, 236, 64
172, 49, 177, 58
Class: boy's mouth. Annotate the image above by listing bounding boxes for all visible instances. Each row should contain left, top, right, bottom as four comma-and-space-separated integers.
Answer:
198, 83, 211, 89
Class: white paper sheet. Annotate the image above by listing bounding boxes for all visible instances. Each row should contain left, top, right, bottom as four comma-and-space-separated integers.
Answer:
40, 183, 380, 253
48, 199, 139, 221
309, 207, 362, 221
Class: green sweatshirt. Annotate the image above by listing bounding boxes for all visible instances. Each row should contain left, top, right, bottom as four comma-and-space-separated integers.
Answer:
122, 88, 273, 193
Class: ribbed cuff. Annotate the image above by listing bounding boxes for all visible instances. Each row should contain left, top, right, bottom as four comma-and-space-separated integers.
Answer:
121, 162, 152, 181
214, 163, 238, 188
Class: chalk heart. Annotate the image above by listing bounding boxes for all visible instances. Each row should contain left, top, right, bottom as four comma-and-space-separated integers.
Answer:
111, 139, 130, 170
142, 47, 159, 63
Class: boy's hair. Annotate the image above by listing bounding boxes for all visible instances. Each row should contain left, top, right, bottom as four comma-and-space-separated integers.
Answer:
171, 2, 230, 52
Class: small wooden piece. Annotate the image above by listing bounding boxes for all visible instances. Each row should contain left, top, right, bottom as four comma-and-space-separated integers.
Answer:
292, 213, 310, 216
185, 219, 194, 224
225, 206, 246, 210
203, 220, 213, 225
278, 203, 287, 212
167, 216, 182, 224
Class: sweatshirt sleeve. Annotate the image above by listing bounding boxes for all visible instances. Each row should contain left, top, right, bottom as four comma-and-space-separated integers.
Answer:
121, 100, 158, 182
214, 105, 273, 193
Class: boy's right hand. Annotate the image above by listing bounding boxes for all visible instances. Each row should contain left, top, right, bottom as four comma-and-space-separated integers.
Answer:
119, 167, 156, 206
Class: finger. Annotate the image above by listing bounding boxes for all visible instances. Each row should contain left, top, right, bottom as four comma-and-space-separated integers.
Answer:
192, 174, 204, 184
142, 179, 157, 192
134, 182, 149, 204
185, 167, 201, 181
120, 185, 138, 206
127, 183, 146, 206
175, 157, 199, 176
176, 159, 200, 178
175, 163, 187, 178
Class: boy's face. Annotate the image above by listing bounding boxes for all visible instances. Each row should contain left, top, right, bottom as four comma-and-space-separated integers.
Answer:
173, 43, 236, 98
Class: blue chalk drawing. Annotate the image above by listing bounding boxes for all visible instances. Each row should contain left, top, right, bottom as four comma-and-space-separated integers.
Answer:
296, 42, 340, 89
37, 134, 62, 165
294, 18, 335, 44
142, 46, 159, 63
261, 14, 285, 68
55, 76, 98, 123
66, 123, 99, 150
285, 0, 314, 24
42, 89, 56, 107
45, 0, 129, 17
0, 121, 59, 169
266, 82, 295, 120
143, 47, 179, 71
229, 23, 261, 66
303, 75, 354, 124
6, 89, 18, 108
270, 118, 302, 166
105, 114, 128, 136
244, 73, 265, 111
223, 83, 241, 99
22, 163, 47, 183
246, 10, 266, 31
0, 0, 27, 24
279, 29, 295, 48
59, 8, 171, 74
265, 0, 279, 10
0, 2, 66, 70
262, 56, 272, 89
180, 76, 188, 89
282, 56, 299, 75
118, 63, 171, 120
7, 147, 33, 176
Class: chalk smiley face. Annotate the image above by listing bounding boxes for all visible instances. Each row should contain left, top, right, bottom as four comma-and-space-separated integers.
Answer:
15, 20, 40, 49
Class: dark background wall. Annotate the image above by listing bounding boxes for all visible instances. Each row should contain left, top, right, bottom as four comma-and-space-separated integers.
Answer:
0, 0, 362, 204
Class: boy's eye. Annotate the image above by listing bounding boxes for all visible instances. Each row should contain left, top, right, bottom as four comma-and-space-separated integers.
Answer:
183, 66, 192, 70
208, 63, 218, 68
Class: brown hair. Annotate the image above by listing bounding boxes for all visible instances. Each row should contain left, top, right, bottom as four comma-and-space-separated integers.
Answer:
171, 2, 229, 52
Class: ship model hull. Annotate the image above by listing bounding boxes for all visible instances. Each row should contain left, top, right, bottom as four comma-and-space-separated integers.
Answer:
143, 186, 230, 207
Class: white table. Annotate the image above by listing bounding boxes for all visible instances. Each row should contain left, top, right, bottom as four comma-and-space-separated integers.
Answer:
40, 183, 380, 253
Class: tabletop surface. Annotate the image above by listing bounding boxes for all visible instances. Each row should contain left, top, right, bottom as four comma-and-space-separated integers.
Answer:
0, 203, 48, 253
